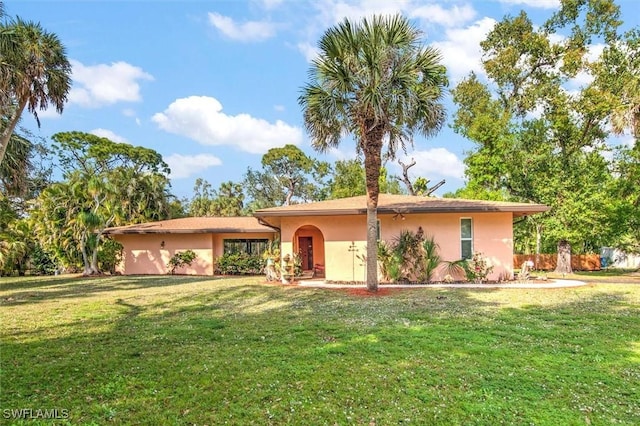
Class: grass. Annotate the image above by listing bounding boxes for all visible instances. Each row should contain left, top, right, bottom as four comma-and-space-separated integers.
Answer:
1, 274, 639, 425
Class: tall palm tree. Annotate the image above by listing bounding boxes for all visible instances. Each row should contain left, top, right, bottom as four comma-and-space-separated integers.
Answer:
0, 18, 72, 165
299, 14, 447, 291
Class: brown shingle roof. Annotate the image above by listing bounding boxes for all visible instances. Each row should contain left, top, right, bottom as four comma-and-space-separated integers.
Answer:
254, 194, 549, 217
103, 217, 277, 235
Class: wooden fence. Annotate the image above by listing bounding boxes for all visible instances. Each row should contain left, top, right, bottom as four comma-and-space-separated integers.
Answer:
513, 254, 601, 271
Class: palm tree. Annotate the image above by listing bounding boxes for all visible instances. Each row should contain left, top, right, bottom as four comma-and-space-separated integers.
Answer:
0, 18, 72, 165
299, 14, 447, 291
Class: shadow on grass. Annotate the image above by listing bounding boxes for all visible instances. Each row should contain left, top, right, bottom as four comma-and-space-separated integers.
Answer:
0, 274, 233, 305
1, 276, 639, 425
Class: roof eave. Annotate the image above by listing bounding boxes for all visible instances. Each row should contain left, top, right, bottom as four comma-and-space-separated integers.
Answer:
256, 205, 550, 217
105, 228, 276, 235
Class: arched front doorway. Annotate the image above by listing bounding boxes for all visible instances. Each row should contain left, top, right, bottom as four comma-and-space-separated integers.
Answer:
293, 225, 325, 277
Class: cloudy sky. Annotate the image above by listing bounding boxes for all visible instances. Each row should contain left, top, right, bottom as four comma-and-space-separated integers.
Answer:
6, 0, 638, 200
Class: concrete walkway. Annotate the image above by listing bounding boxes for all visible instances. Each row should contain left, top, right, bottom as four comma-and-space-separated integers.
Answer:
297, 279, 588, 289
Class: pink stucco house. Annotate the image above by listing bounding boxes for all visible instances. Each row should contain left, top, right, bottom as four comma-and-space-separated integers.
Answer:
106, 194, 548, 280
104, 217, 277, 275
254, 194, 548, 282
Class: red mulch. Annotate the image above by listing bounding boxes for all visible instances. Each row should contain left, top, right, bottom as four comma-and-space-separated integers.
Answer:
342, 287, 401, 297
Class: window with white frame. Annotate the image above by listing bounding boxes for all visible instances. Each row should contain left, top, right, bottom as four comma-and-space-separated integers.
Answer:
460, 218, 473, 260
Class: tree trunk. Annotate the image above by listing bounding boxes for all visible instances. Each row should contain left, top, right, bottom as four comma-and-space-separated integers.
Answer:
366, 202, 378, 291
362, 126, 383, 292
0, 98, 28, 166
554, 239, 573, 274
398, 158, 416, 195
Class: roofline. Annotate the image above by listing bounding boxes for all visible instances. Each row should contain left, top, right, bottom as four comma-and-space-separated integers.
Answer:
104, 228, 277, 235
255, 205, 550, 217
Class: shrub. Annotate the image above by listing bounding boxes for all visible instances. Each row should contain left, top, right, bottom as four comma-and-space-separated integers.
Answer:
463, 252, 494, 283
167, 250, 198, 274
98, 239, 123, 275
216, 253, 263, 275
377, 228, 442, 283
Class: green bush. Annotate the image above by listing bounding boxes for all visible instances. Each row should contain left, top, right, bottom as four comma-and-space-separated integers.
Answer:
167, 250, 198, 274
98, 239, 123, 275
216, 253, 263, 275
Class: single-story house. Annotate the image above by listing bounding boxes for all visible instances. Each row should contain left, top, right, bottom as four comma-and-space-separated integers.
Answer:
105, 194, 548, 280
104, 217, 277, 275
254, 194, 548, 282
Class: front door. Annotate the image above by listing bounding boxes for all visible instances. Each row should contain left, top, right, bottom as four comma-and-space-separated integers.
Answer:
298, 237, 313, 270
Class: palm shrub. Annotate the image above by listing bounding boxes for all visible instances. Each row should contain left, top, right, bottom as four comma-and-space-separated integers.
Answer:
378, 229, 442, 283
419, 236, 442, 283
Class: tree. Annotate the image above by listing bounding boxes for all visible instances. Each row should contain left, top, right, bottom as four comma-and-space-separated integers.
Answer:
189, 178, 246, 216
450, 0, 624, 273
244, 144, 330, 210
0, 18, 72, 165
299, 14, 447, 290
397, 158, 444, 196
329, 159, 403, 199
31, 132, 174, 275
0, 128, 51, 205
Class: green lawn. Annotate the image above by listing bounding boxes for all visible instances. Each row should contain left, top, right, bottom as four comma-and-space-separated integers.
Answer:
1, 274, 639, 425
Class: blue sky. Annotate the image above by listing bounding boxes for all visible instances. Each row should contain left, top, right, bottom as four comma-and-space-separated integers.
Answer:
6, 0, 639, 201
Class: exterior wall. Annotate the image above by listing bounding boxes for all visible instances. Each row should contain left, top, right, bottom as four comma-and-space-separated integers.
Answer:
279, 212, 514, 282
114, 233, 215, 275
114, 232, 276, 275
280, 216, 366, 282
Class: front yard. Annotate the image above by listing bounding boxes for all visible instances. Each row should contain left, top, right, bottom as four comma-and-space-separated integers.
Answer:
1, 274, 639, 425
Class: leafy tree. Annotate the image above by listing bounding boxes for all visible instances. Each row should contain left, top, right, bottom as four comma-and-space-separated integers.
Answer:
0, 17, 72, 165
0, 128, 52, 214
329, 159, 403, 199
189, 178, 245, 217
299, 14, 447, 290
244, 144, 330, 209
31, 132, 174, 275
451, 0, 626, 273
211, 181, 245, 216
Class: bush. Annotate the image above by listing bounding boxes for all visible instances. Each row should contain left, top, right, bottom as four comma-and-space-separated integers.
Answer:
167, 250, 198, 274
98, 239, 123, 275
216, 253, 263, 275
377, 229, 442, 283
463, 252, 494, 283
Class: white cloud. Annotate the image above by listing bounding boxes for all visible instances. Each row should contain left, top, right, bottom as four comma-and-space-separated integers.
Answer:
274, 104, 285, 112
36, 108, 63, 119
400, 148, 465, 179
165, 153, 223, 179
122, 108, 136, 117
327, 147, 358, 161
411, 4, 476, 28
68, 60, 153, 108
208, 12, 277, 42
432, 17, 497, 82
497, 0, 560, 8
90, 128, 129, 143
260, 0, 284, 9
297, 41, 320, 63
317, 0, 409, 26
152, 96, 303, 154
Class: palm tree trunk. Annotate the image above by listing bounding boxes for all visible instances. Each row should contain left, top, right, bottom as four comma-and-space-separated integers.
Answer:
366, 201, 378, 291
363, 128, 383, 292
0, 98, 27, 166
